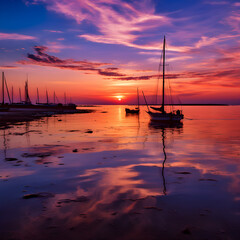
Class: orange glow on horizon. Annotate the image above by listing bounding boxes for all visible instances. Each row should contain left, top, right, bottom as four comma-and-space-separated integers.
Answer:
114, 95, 124, 102
2, 67, 240, 105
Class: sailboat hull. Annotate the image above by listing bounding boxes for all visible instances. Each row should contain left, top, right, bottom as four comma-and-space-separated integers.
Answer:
125, 108, 139, 114
0, 104, 9, 112
148, 111, 183, 122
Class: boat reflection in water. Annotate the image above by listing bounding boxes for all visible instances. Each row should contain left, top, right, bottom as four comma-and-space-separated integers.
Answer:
148, 120, 183, 130
149, 121, 183, 195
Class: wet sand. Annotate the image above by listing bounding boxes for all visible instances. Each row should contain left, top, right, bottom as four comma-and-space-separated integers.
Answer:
0, 108, 94, 128
0, 105, 240, 240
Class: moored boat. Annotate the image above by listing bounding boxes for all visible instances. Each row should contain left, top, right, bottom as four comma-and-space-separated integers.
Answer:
146, 36, 184, 122
148, 110, 183, 122
125, 88, 140, 114
1, 72, 77, 113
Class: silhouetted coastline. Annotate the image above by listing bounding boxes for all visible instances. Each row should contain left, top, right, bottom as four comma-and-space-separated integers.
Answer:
0, 109, 95, 128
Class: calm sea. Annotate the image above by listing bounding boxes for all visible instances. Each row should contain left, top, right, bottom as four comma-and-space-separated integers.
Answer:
0, 105, 240, 239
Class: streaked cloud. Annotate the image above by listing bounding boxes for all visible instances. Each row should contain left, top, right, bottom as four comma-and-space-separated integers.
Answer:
20, 45, 109, 66
32, 0, 176, 50
233, 2, 240, 7
18, 44, 240, 92
18, 45, 127, 77
225, 13, 240, 32
19, 45, 158, 78
31, 0, 239, 56
205, 1, 229, 5
0, 65, 19, 69
45, 41, 77, 52
117, 68, 240, 91
0, 32, 36, 40
147, 56, 193, 63
44, 30, 63, 33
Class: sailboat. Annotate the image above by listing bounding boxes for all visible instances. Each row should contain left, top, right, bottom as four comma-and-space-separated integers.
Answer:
147, 36, 184, 122
1, 72, 77, 113
0, 72, 10, 112
125, 88, 140, 114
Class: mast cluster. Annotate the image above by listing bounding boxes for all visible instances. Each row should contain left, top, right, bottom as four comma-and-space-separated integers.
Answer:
1, 72, 70, 106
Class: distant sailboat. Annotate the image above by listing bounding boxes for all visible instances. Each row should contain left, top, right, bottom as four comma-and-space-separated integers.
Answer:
0, 72, 9, 111
147, 36, 184, 122
1, 72, 77, 113
125, 88, 140, 114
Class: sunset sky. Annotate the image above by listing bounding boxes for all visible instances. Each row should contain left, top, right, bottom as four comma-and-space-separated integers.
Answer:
0, 0, 239, 104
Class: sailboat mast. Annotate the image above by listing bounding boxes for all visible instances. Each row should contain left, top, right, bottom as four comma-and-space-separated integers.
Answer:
46, 90, 49, 104
19, 88, 22, 103
2, 72, 4, 104
25, 81, 28, 103
25, 77, 31, 104
11, 86, 13, 103
25, 75, 29, 103
162, 36, 166, 113
37, 88, 39, 104
25, 81, 27, 103
137, 88, 139, 108
4, 74, 12, 104
142, 91, 150, 112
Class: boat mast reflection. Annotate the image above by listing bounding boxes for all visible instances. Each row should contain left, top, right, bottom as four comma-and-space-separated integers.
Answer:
161, 128, 167, 195
149, 121, 183, 195
3, 129, 7, 159
25, 121, 30, 146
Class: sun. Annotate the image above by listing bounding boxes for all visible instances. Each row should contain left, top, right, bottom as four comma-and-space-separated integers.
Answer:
115, 95, 123, 102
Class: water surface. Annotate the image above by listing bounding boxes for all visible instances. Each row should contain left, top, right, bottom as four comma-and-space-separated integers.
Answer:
0, 105, 240, 240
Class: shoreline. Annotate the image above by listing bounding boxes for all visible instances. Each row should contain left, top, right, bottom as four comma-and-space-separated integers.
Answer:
0, 109, 95, 128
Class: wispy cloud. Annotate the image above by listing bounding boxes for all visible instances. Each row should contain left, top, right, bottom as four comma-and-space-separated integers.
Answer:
18, 45, 240, 91
0, 65, 19, 69
44, 30, 63, 33
117, 68, 240, 91
225, 12, 240, 32
18, 45, 128, 77
45, 41, 76, 52
20, 45, 108, 66
194, 34, 240, 48
33, 0, 177, 50
19, 45, 162, 78
115, 73, 185, 81
195, 36, 219, 48
233, 2, 240, 7
147, 56, 193, 63
205, 1, 228, 5
0, 33, 36, 40
30, 0, 240, 56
